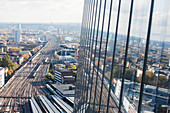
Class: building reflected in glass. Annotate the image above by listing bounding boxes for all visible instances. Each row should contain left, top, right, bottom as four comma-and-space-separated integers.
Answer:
74, 0, 170, 113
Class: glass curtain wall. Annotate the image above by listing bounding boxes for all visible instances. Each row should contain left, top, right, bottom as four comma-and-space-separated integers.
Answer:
74, 0, 170, 113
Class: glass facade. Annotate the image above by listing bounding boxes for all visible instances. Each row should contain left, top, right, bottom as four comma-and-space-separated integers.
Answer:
74, 0, 170, 113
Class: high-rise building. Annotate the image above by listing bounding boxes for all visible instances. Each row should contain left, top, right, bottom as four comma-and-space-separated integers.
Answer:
14, 30, 21, 43
74, 0, 170, 113
14, 24, 22, 43
0, 67, 5, 88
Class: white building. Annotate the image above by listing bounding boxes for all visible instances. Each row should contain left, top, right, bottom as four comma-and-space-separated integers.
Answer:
0, 67, 5, 87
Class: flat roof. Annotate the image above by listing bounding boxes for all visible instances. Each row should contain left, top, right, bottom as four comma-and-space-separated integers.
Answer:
52, 83, 74, 90
51, 83, 75, 96
56, 68, 72, 73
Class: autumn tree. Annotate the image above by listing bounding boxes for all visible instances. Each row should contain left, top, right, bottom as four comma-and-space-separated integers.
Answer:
158, 75, 168, 88
22, 54, 30, 61
9, 47, 21, 52
45, 73, 55, 82
0, 35, 8, 44
12, 62, 19, 71
72, 65, 77, 70
37, 47, 41, 51
7, 69, 13, 76
55, 54, 60, 59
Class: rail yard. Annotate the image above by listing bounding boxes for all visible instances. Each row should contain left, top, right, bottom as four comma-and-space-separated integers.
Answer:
0, 38, 56, 113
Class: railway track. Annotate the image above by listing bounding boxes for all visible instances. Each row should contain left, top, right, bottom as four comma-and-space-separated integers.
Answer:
0, 38, 58, 112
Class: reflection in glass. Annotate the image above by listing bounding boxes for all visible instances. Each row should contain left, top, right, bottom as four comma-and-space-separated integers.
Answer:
75, 0, 170, 113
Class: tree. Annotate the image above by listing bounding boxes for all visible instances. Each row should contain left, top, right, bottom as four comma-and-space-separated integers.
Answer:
37, 47, 41, 51
2, 55, 13, 69
45, 73, 55, 82
22, 54, 30, 61
9, 47, 21, 52
30, 50, 35, 55
145, 71, 154, 84
113, 66, 121, 79
65, 63, 71, 68
106, 57, 112, 62
52, 68, 55, 74
137, 71, 154, 85
124, 69, 136, 80
55, 54, 60, 59
106, 71, 111, 79
7, 69, 13, 76
158, 75, 168, 88
72, 65, 77, 70
73, 71, 77, 75
12, 62, 19, 71
0, 35, 8, 44
0, 57, 2, 66
60, 38, 65, 43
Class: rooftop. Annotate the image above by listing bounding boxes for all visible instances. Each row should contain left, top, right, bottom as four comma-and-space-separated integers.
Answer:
56, 68, 72, 73
51, 83, 75, 97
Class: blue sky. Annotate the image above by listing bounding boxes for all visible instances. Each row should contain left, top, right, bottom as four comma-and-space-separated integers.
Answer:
0, 0, 84, 23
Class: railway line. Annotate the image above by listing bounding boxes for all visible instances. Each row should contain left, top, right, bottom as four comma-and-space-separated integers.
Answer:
0, 38, 58, 112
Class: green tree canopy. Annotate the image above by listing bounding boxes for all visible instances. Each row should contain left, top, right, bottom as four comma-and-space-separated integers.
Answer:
2, 55, 13, 69
113, 66, 121, 78
124, 69, 136, 80
137, 71, 154, 85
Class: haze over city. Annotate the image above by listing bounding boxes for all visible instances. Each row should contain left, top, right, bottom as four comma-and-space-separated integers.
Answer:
0, 0, 84, 23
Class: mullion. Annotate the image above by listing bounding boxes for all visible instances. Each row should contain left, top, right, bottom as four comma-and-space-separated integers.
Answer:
75, 0, 87, 111
83, 0, 97, 111
79, 0, 91, 111
81, 0, 93, 112
118, 0, 134, 112
84, 0, 99, 111
82, 0, 96, 111
98, 0, 113, 112
92, 0, 107, 112
138, 0, 155, 112
106, 0, 122, 112
87, 0, 103, 112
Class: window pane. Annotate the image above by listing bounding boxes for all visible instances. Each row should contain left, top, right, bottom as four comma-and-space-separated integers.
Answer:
121, 0, 151, 113
141, 0, 170, 112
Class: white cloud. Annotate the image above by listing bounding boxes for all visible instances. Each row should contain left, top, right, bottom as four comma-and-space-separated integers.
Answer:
0, 0, 84, 23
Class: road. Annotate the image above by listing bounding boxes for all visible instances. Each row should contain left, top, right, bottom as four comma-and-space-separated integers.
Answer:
0, 38, 57, 113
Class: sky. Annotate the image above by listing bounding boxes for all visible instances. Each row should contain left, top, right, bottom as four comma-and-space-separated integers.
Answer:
0, 0, 84, 23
